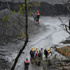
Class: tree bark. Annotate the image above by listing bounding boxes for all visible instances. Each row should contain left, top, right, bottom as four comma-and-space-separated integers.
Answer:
69, 20, 70, 30
11, 0, 28, 70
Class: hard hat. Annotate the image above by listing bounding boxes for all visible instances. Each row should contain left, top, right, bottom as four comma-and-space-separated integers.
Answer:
34, 48, 36, 51
48, 48, 50, 51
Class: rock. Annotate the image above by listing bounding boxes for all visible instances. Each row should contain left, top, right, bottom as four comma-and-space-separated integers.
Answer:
58, 67, 63, 70
64, 66, 70, 70
66, 63, 70, 66
0, 2, 69, 16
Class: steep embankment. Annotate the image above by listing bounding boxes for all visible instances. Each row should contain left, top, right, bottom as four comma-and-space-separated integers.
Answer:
0, 9, 45, 45
0, 2, 70, 16
0, 9, 46, 70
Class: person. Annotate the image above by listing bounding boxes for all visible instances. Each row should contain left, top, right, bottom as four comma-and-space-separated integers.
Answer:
33, 12, 37, 22
38, 50, 42, 60
37, 50, 42, 66
30, 47, 34, 57
37, 11, 40, 20
30, 47, 34, 63
35, 50, 38, 57
47, 48, 52, 66
47, 48, 52, 58
33, 48, 36, 56
36, 11, 40, 24
24, 58, 30, 70
40, 47, 43, 60
35, 50, 39, 65
36, 47, 39, 52
44, 48, 48, 59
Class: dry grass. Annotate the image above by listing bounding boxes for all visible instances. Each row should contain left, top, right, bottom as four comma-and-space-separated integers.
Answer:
57, 46, 70, 57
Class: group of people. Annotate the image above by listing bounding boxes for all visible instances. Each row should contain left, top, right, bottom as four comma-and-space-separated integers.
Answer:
32, 11, 40, 24
24, 47, 52, 70
30, 47, 52, 66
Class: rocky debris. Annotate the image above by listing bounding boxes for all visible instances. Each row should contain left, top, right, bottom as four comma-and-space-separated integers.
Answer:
0, 48, 12, 70
0, 8, 26, 45
62, 40, 70, 44
58, 66, 70, 70
0, 59, 10, 70
61, 36, 70, 44
0, 2, 70, 16
35, 2, 69, 16
40, 59, 70, 70
0, 8, 46, 45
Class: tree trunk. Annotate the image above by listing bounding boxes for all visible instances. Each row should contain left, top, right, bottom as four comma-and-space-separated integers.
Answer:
69, 20, 70, 30
11, 0, 28, 70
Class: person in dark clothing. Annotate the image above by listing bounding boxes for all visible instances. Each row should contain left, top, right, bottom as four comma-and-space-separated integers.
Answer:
36, 11, 40, 24
36, 18, 39, 24
30, 51, 34, 63
30, 47, 34, 58
30, 47, 34, 63
37, 50, 42, 66
38, 50, 42, 60
44, 49, 48, 59
30, 50, 34, 58
24, 58, 30, 70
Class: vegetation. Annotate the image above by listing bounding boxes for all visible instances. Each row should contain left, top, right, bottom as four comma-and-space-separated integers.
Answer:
57, 46, 70, 58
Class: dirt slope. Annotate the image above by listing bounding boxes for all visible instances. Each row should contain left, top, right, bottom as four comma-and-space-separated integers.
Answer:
0, 9, 45, 45
0, 9, 46, 70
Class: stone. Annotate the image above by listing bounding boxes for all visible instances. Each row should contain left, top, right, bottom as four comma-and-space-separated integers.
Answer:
64, 66, 70, 70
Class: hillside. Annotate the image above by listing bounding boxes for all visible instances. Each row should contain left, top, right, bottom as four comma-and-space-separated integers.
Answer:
0, 0, 69, 4
0, 2, 70, 16
0, 9, 45, 45
0, 9, 46, 70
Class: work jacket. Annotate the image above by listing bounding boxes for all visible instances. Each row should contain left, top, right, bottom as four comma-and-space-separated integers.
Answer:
24, 60, 29, 66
